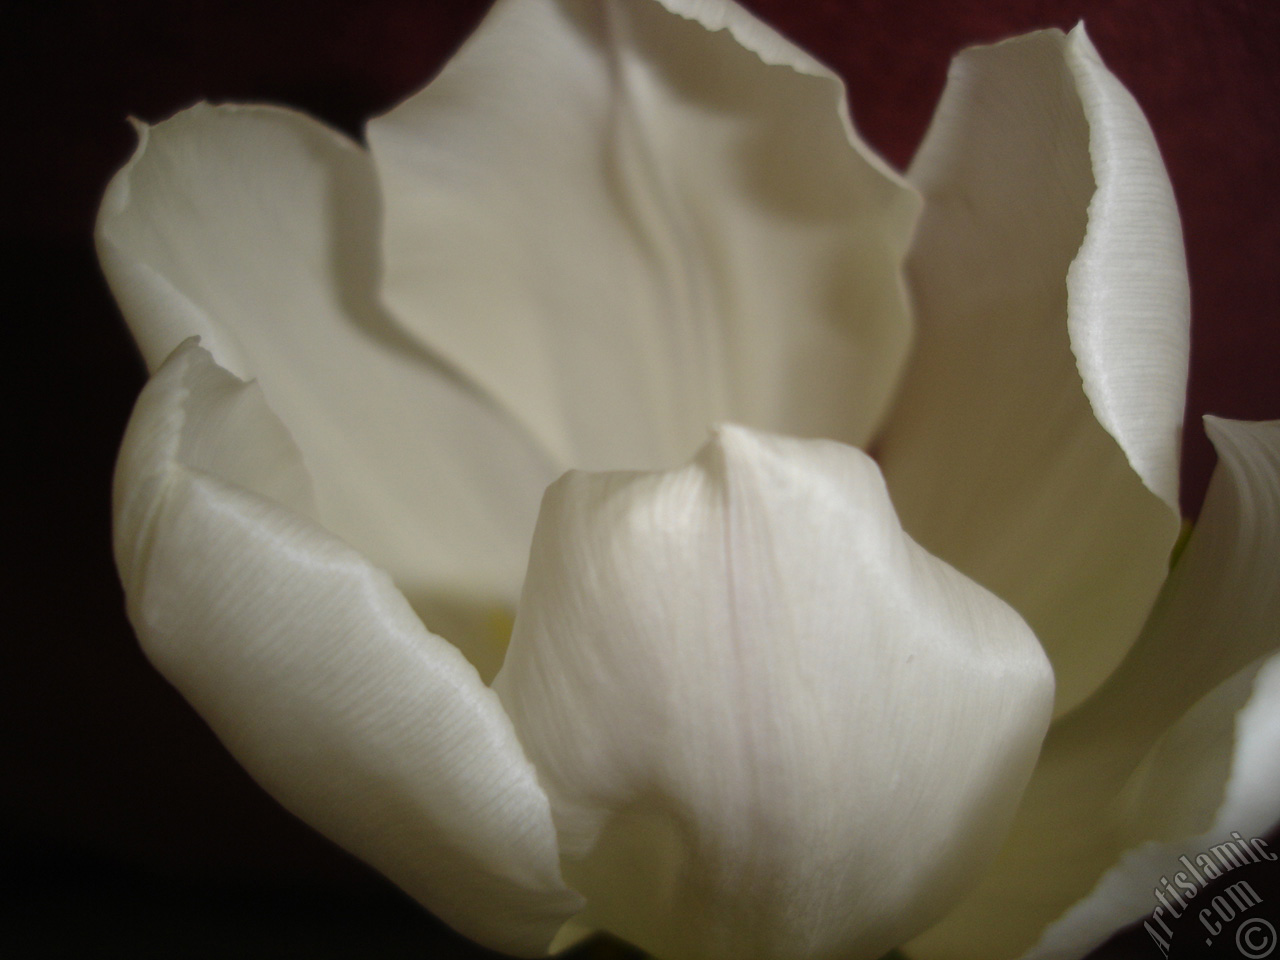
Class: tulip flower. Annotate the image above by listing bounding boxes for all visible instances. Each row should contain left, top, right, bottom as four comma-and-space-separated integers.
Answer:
97, 0, 1280, 958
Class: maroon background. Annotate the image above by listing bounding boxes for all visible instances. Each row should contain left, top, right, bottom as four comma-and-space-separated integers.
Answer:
3, 1, 1277, 957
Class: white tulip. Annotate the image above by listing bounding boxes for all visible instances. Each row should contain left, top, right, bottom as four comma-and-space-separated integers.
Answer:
97, 1, 1280, 958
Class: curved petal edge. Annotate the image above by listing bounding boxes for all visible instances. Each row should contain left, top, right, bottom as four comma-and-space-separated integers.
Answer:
115, 340, 583, 956
1023, 651, 1280, 960
1022, 418, 1280, 958
880, 27, 1185, 715
1064, 24, 1189, 513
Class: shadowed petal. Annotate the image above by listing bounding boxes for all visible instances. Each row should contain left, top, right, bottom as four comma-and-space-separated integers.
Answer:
877, 27, 1188, 716
369, 0, 919, 473
97, 104, 557, 675
906, 419, 1280, 960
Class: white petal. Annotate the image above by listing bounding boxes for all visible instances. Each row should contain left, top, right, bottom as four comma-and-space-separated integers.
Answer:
97, 104, 557, 676
906, 419, 1280, 960
116, 340, 583, 955
1024, 651, 1280, 960
877, 27, 1187, 715
495, 426, 1054, 960
1064, 27, 1189, 508
367, 0, 919, 473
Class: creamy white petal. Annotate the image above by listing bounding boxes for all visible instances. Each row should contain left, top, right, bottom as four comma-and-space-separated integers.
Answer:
116, 340, 583, 955
548, 920, 597, 954
97, 104, 557, 676
495, 426, 1054, 960
877, 27, 1187, 716
367, 0, 919, 473
906, 419, 1280, 960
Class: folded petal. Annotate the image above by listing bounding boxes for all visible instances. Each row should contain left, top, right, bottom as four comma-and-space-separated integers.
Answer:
495, 426, 1053, 960
906, 418, 1280, 960
368, 0, 919, 473
97, 104, 557, 676
115, 340, 583, 955
877, 27, 1188, 715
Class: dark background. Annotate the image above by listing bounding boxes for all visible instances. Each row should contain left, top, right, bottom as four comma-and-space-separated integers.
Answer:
4, 1, 1277, 957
